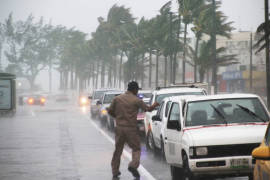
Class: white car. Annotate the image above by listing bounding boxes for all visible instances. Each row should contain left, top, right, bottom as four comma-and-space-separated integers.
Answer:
97, 91, 123, 129
144, 86, 207, 150
163, 94, 269, 180
90, 88, 117, 118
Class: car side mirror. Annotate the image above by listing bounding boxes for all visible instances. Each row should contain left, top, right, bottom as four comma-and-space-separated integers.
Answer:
167, 120, 181, 131
96, 100, 101, 105
252, 146, 270, 160
152, 115, 161, 121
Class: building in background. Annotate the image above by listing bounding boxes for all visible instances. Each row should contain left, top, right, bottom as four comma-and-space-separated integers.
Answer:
216, 31, 266, 96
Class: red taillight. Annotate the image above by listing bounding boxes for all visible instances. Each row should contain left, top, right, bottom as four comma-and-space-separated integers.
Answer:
28, 98, 34, 105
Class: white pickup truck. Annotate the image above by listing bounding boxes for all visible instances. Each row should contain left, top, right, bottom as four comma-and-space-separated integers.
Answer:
161, 94, 269, 180
144, 86, 207, 150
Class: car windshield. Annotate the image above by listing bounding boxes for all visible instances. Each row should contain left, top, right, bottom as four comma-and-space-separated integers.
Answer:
93, 91, 107, 100
186, 98, 269, 127
155, 92, 204, 104
103, 94, 120, 104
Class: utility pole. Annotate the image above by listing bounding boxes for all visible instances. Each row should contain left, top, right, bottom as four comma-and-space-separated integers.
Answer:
249, 32, 253, 92
211, 0, 217, 94
264, 0, 270, 109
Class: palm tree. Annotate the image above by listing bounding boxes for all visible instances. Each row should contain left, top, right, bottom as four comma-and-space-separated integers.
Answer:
195, 40, 238, 83
191, 2, 208, 82
178, 0, 204, 83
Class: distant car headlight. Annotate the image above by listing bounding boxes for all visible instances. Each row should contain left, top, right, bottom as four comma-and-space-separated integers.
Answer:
101, 109, 107, 115
196, 147, 208, 156
80, 97, 87, 104
28, 98, 34, 105
40, 97, 46, 103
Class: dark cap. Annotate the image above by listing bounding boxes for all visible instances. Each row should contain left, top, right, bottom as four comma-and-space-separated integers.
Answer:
127, 81, 139, 91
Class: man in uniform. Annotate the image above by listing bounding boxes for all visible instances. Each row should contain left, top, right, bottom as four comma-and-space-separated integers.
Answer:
107, 81, 159, 179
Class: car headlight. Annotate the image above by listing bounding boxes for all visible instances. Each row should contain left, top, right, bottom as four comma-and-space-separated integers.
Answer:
101, 109, 107, 115
189, 147, 194, 156
80, 97, 87, 104
196, 147, 208, 156
40, 97, 46, 103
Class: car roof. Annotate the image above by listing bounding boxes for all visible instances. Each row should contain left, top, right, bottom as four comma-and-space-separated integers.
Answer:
170, 93, 260, 103
153, 87, 205, 95
138, 90, 152, 93
93, 88, 119, 92
163, 95, 199, 102
104, 91, 124, 95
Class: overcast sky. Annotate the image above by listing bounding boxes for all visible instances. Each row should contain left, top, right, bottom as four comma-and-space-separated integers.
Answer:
0, 0, 265, 34
0, 0, 265, 92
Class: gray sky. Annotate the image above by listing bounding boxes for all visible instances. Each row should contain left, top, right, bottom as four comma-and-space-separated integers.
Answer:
0, 0, 265, 92
0, 0, 265, 34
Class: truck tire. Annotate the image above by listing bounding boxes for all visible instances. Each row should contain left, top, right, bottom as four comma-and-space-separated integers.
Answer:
170, 165, 183, 180
160, 138, 166, 161
146, 131, 155, 151
183, 154, 195, 180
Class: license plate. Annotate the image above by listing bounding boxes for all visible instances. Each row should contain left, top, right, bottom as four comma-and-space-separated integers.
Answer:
230, 159, 249, 169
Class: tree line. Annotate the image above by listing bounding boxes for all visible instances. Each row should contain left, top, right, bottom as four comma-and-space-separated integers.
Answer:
0, 0, 238, 92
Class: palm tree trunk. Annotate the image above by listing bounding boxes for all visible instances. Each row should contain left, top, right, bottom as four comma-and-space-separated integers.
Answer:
64, 71, 68, 90
74, 72, 78, 90
182, 23, 188, 83
107, 65, 111, 87
173, 14, 182, 84
164, 56, 167, 87
70, 69, 73, 89
199, 68, 204, 83
141, 53, 145, 88
194, 36, 199, 83
101, 61, 105, 88
155, 52, 159, 88
92, 63, 95, 88
149, 50, 152, 88
114, 58, 117, 88
135, 56, 139, 81
95, 61, 99, 88
59, 71, 63, 90
119, 51, 123, 89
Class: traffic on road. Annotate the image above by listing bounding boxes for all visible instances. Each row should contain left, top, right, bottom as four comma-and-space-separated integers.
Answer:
0, 0, 269, 179
1, 83, 269, 180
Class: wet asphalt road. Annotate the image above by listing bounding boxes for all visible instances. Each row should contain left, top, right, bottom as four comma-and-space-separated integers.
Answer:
0, 101, 249, 180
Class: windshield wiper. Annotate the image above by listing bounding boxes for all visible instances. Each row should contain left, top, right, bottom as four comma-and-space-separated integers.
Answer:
210, 104, 228, 125
236, 104, 266, 123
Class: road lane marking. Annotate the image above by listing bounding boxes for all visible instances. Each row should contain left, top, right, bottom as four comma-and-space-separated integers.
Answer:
88, 117, 156, 180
